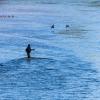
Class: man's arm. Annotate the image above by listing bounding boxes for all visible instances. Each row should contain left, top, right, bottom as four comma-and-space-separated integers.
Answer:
31, 49, 35, 50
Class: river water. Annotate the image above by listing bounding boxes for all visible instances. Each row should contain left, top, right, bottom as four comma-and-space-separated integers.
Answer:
0, 0, 100, 99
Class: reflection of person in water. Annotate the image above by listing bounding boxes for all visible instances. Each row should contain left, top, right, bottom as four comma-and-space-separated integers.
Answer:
25, 44, 34, 58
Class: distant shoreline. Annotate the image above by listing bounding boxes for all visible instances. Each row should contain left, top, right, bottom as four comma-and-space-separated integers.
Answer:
0, 15, 14, 18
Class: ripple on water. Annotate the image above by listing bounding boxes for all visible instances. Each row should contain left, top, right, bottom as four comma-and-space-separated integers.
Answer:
0, 55, 99, 99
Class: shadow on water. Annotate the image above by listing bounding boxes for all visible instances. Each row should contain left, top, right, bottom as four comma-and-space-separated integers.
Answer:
56, 27, 88, 39
89, 1, 100, 7
0, 57, 53, 73
0, 55, 99, 99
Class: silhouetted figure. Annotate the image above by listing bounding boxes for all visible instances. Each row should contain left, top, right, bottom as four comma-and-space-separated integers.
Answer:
66, 25, 69, 31
25, 44, 32, 58
51, 24, 54, 29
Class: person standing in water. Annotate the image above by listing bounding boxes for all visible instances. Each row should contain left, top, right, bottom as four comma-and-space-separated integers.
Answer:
51, 24, 54, 29
66, 25, 69, 31
25, 44, 32, 58
51, 24, 55, 32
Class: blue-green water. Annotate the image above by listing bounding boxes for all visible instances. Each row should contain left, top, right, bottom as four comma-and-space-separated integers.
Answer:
0, 0, 100, 99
